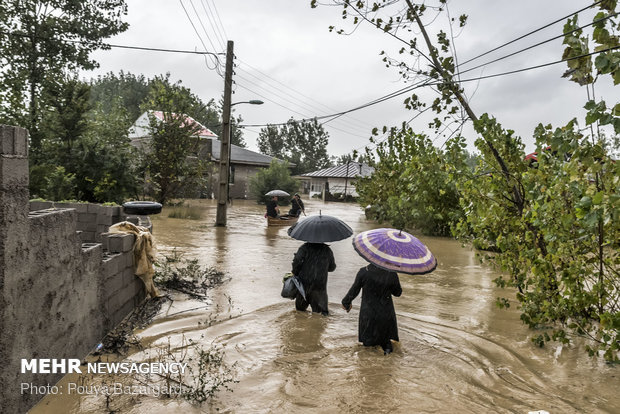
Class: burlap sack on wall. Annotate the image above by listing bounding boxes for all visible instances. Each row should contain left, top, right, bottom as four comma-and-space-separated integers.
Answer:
109, 221, 161, 298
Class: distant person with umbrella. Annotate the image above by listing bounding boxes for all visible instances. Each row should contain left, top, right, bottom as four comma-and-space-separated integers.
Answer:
265, 190, 290, 218
288, 213, 353, 315
342, 228, 437, 355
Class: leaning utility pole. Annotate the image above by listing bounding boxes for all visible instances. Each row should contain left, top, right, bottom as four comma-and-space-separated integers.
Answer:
215, 40, 234, 226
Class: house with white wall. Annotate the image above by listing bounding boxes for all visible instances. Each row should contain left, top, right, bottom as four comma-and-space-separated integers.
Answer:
298, 162, 374, 198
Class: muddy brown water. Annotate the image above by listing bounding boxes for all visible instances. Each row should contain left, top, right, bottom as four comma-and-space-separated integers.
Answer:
33, 199, 618, 413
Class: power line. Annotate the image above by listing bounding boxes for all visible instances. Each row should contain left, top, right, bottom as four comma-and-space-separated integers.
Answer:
234, 65, 375, 136
456, 45, 619, 83
238, 45, 617, 128
209, 0, 229, 41
458, 12, 617, 76
0, 30, 224, 57
459, 0, 604, 67
200, 0, 227, 47
235, 58, 378, 132
239, 78, 433, 128
178, 0, 223, 72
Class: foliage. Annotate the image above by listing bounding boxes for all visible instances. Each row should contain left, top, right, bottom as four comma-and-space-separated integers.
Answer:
89, 71, 151, 125
257, 118, 332, 175
0, 0, 129, 159
167, 203, 205, 220
249, 160, 299, 204
138, 76, 209, 204
315, 0, 620, 359
41, 166, 76, 201
88, 72, 247, 146
28, 76, 137, 203
335, 149, 375, 167
154, 250, 227, 299
357, 126, 466, 235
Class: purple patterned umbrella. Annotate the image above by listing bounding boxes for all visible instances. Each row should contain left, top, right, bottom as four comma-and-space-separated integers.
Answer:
353, 228, 437, 275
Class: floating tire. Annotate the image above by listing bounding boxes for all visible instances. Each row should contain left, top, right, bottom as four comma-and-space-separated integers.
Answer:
122, 201, 162, 215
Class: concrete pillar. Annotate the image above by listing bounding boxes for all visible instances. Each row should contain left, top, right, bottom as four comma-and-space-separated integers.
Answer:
0, 125, 30, 414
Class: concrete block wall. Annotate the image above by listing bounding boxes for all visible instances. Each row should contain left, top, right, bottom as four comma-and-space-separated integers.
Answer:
29, 201, 122, 243
0, 125, 146, 414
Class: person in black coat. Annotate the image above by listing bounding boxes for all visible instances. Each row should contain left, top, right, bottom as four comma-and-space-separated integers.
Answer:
287, 194, 305, 217
291, 242, 336, 315
266, 196, 280, 218
342, 264, 402, 354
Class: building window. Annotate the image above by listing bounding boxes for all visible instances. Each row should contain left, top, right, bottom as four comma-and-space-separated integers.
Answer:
229, 165, 235, 184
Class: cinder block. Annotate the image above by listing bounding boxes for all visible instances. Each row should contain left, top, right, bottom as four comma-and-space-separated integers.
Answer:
125, 252, 134, 268
0, 126, 15, 154
74, 203, 89, 213
103, 272, 123, 297
13, 126, 28, 156
79, 222, 97, 232
79, 231, 96, 243
87, 204, 101, 214
97, 214, 113, 225
100, 234, 110, 251
102, 253, 122, 276
77, 212, 97, 223
122, 267, 136, 286
29, 201, 52, 211
96, 224, 108, 236
0, 157, 28, 187
108, 234, 133, 253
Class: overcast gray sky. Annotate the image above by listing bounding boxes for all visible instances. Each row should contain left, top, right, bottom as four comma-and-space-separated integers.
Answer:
85, 0, 618, 156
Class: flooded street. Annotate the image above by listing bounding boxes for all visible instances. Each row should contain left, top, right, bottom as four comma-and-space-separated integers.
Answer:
34, 198, 618, 413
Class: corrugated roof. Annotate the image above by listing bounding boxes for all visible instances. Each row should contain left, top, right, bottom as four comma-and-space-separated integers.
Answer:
301, 162, 374, 178
209, 139, 286, 166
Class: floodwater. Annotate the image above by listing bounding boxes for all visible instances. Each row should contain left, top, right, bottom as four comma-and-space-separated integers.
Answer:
33, 198, 618, 413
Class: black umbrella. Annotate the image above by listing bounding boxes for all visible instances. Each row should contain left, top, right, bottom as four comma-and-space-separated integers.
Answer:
287, 212, 353, 243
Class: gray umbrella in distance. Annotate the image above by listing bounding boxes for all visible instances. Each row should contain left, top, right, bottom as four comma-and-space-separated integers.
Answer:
287, 213, 353, 243
265, 190, 290, 197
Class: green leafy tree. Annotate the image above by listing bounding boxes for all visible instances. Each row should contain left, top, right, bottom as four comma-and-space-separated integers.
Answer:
139, 77, 207, 204
249, 160, 299, 204
257, 118, 331, 174
357, 126, 466, 235
89, 71, 150, 125
77, 98, 137, 203
0, 0, 129, 160
41, 166, 76, 201
315, 0, 619, 359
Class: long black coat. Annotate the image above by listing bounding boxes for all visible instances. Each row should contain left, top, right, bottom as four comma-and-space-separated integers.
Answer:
342, 264, 402, 346
291, 243, 336, 315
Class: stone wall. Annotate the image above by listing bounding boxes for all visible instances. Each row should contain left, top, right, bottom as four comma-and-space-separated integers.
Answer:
0, 125, 146, 414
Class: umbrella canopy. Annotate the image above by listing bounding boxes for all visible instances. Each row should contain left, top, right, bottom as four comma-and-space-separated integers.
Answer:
288, 214, 353, 243
353, 228, 437, 275
265, 190, 290, 197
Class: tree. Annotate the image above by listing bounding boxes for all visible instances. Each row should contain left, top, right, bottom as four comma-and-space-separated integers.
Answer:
335, 149, 375, 166
249, 160, 299, 204
257, 118, 332, 175
29, 75, 138, 203
356, 126, 467, 235
315, 0, 619, 359
139, 77, 207, 204
0, 0, 129, 159
89, 71, 150, 125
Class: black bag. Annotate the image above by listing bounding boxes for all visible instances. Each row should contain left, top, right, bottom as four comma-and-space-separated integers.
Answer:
281, 275, 298, 299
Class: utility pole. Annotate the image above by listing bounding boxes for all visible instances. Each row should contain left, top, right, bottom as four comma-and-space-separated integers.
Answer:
215, 40, 234, 226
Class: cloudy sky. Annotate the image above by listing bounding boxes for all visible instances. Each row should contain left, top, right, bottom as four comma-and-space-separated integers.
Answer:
85, 0, 617, 156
